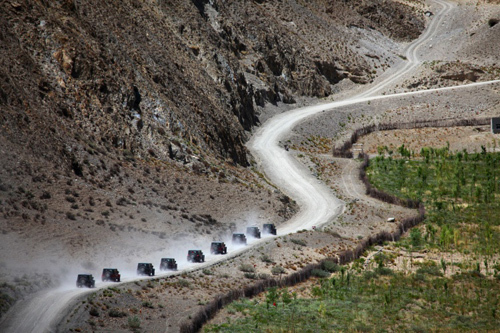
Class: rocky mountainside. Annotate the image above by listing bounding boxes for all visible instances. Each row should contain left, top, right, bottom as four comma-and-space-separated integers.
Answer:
0, 0, 424, 169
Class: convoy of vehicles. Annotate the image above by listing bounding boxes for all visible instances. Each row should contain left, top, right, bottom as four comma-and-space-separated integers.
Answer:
77, 223, 278, 287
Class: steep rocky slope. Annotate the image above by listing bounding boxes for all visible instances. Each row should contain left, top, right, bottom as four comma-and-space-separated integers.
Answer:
0, 0, 425, 169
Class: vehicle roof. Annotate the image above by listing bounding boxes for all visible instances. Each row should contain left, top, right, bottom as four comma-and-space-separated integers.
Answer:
211, 241, 224, 244
78, 274, 93, 277
188, 249, 202, 252
233, 233, 245, 235
161, 257, 175, 260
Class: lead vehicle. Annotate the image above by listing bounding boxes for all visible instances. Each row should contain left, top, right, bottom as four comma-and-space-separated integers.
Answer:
76, 274, 95, 288
263, 223, 277, 235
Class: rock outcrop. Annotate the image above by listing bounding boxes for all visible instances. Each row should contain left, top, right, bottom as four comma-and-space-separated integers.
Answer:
0, 0, 424, 169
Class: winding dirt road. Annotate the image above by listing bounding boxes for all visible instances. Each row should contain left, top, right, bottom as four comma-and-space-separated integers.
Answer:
2, 0, 499, 332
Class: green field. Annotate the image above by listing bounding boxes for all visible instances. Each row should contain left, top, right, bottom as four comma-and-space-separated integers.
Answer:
204, 145, 500, 332
205, 265, 500, 332
368, 145, 500, 256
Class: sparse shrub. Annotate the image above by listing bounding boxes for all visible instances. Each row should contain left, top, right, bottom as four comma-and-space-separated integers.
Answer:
89, 307, 99, 317
271, 266, 286, 275
311, 269, 330, 278
244, 272, 257, 279
416, 266, 442, 277
202, 269, 213, 275
260, 254, 274, 263
290, 238, 307, 246
128, 316, 140, 329
363, 270, 378, 281
239, 264, 255, 273
321, 260, 340, 273
142, 301, 154, 309
374, 267, 393, 276
66, 212, 76, 220
108, 308, 127, 318
116, 197, 128, 206
178, 279, 190, 288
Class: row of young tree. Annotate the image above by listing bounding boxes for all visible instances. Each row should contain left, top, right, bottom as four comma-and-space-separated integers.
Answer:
368, 144, 500, 256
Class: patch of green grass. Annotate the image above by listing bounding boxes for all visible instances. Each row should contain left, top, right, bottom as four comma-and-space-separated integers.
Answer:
204, 268, 500, 332
368, 146, 500, 256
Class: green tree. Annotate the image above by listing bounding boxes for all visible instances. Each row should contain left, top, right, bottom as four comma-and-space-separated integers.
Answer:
410, 228, 423, 248
266, 287, 280, 309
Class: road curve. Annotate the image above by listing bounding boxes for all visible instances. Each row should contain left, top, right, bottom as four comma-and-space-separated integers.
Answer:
359, 0, 455, 98
247, 80, 500, 233
2, 1, 499, 332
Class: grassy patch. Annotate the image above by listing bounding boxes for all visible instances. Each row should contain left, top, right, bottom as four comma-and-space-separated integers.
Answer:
367, 145, 500, 255
204, 268, 500, 332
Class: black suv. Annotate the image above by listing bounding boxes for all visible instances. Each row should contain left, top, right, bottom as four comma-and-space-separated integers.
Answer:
137, 263, 155, 276
187, 250, 205, 263
160, 258, 178, 271
76, 274, 95, 288
102, 268, 121, 282
246, 226, 261, 239
210, 241, 227, 255
263, 223, 277, 235
232, 233, 247, 245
